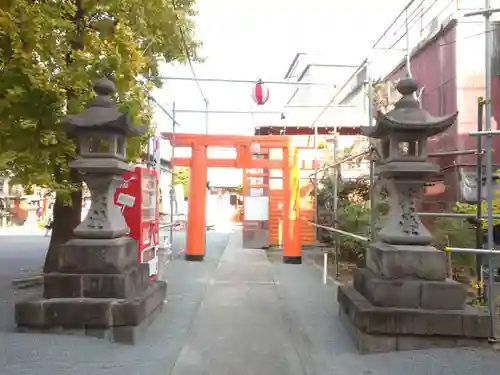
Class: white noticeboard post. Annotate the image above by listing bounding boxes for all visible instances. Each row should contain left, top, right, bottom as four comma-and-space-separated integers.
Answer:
244, 197, 269, 221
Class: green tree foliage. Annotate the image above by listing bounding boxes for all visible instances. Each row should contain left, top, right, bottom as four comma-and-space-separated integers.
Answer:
173, 167, 189, 197
430, 216, 477, 276
0, 0, 200, 271
455, 198, 500, 228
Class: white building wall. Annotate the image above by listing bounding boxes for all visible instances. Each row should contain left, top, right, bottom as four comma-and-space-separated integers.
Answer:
283, 61, 369, 128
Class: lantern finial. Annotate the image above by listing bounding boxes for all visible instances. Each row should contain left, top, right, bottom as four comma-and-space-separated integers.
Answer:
396, 77, 418, 96
92, 78, 116, 97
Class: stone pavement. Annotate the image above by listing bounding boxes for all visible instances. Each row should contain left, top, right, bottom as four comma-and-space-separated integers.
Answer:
3, 228, 500, 374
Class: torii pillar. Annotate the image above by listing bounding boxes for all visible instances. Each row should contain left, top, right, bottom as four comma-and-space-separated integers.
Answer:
185, 144, 208, 261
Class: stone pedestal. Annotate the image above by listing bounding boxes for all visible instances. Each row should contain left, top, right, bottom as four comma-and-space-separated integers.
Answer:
15, 237, 166, 344
338, 242, 489, 354
14, 78, 166, 344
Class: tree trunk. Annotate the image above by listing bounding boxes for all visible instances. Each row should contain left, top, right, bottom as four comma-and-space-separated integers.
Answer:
43, 169, 82, 274
43, 0, 85, 274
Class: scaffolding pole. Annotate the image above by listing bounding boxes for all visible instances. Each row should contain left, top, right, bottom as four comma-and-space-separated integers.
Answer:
427, 149, 483, 157
147, 93, 182, 128
405, 7, 413, 78
477, 98, 486, 297
371, 0, 417, 49
156, 76, 336, 86
313, 124, 320, 242
169, 102, 177, 261
205, 100, 209, 134
366, 61, 376, 240
309, 222, 370, 242
172, 109, 303, 115
173, 105, 356, 114
309, 150, 370, 177
309, 59, 368, 129
444, 247, 500, 255
310, 57, 371, 265
332, 134, 340, 277
463, 2, 500, 343
417, 212, 500, 219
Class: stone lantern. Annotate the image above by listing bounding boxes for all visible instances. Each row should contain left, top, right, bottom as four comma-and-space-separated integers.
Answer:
62, 78, 144, 239
362, 78, 457, 245
15, 78, 167, 344
337, 77, 489, 353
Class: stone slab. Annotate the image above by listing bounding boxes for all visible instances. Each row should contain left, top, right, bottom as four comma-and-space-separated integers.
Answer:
353, 267, 466, 310
366, 241, 447, 281
339, 305, 489, 354
16, 302, 164, 345
112, 281, 167, 326
43, 263, 150, 299
58, 237, 138, 274
353, 267, 421, 309
15, 280, 166, 331
337, 285, 489, 338
170, 231, 305, 375
420, 278, 467, 310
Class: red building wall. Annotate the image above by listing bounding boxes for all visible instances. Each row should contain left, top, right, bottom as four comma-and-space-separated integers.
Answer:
384, 22, 461, 210
386, 20, 500, 169
385, 22, 458, 170
383, 20, 500, 209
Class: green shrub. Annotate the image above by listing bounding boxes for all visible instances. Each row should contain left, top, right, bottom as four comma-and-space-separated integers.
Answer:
315, 176, 477, 273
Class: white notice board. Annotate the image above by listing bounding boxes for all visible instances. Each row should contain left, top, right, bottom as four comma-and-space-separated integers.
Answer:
244, 197, 269, 221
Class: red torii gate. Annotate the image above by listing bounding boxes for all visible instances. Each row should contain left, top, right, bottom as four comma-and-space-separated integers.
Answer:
162, 133, 302, 263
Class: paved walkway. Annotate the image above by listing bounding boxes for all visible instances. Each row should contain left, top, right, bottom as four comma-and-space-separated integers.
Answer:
3, 228, 500, 374
168, 230, 500, 375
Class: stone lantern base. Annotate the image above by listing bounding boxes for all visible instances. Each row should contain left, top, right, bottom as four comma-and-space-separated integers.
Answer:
15, 237, 166, 345
338, 242, 490, 354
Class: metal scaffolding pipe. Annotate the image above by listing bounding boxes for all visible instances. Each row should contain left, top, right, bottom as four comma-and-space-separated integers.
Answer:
147, 93, 182, 127
444, 247, 500, 255
417, 212, 500, 219
483, 0, 496, 342
464, 3, 500, 342
309, 59, 369, 129
156, 76, 335, 86
173, 105, 356, 114
366, 61, 375, 240
309, 150, 370, 177
171, 109, 287, 115
309, 222, 370, 242
169, 101, 177, 269
371, 0, 417, 49
428, 149, 484, 157
464, 7, 500, 17
470, 130, 500, 136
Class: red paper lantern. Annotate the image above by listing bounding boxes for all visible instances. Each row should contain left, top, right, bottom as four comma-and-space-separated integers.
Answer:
252, 79, 269, 105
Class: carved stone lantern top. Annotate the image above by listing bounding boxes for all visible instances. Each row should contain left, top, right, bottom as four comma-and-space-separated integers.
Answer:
62, 78, 146, 137
360, 77, 457, 140
62, 78, 147, 165
360, 78, 458, 165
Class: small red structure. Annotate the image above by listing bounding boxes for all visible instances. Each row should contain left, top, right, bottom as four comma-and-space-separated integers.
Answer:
252, 79, 270, 105
114, 166, 160, 279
